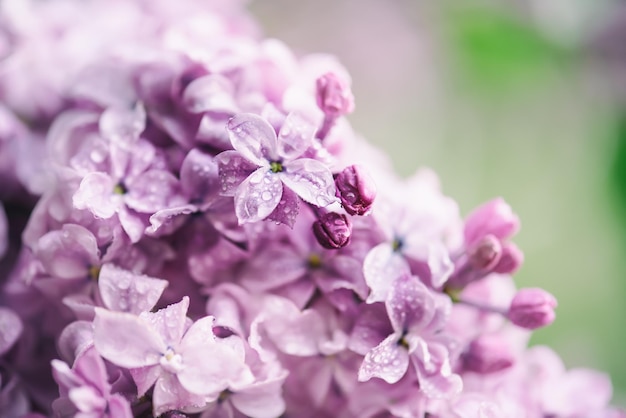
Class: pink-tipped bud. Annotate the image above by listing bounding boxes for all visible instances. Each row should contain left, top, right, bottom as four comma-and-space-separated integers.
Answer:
462, 334, 515, 374
493, 242, 524, 275
313, 212, 352, 249
316, 73, 355, 118
468, 235, 502, 271
335, 165, 377, 216
508, 288, 557, 330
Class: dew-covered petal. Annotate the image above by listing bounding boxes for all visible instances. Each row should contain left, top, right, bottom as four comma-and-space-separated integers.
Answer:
412, 341, 462, 400
152, 373, 208, 417
227, 113, 278, 165
363, 243, 411, 303
182, 74, 238, 114
73, 172, 119, 219
147, 205, 197, 237
141, 297, 190, 349
386, 274, 435, 335
34, 224, 100, 280
266, 185, 300, 228
216, 150, 259, 196
125, 169, 185, 214
130, 365, 162, 397
180, 148, 220, 202
280, 158, 336, 207
277, 112, 315, 160
0, 308, 22, 357
234, 168, 283, 224
178, 317, 252, 396
348, 303, 393, 355
93, 308, 165, 369
99, 103, 146, 148
358, 334, 409, 384
98, 264, 168, 314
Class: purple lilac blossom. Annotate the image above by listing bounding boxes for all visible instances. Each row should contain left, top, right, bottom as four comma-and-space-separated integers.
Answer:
0, 0, 621, 417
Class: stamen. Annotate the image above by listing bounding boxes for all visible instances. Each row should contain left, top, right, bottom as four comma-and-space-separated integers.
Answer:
270, 161, 283, 173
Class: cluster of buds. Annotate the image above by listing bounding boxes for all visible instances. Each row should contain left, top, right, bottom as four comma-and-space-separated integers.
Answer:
0, 0, 622, 417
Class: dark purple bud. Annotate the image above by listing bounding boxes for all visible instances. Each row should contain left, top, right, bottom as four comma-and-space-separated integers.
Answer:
213, 325, 236, 339
315, 73, 355, 118
468, 235, 502, 271
462, 334, 515, 374
493, 241, 524, 275
335, 165, 376, 216
508, 288, 557, 330
313, 212, 352, 249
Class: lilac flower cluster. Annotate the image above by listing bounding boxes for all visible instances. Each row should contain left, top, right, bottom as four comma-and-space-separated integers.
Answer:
0, 1, 622, 417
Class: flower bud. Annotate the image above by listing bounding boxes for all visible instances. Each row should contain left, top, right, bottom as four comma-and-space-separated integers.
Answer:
462, 334, 515, 374
316, 73, 354, 118
508, 288, 557, 330
468, 235, 502, 271
493, 242, 524, 275
313, 212, 352, 249
335, 165, 376, 216
464, 198, 520, 247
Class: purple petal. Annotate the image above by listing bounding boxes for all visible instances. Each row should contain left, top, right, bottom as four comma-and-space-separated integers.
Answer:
216, 150, 259, 197
386, 275, 435, 335
234, 168, 283, 224
73, 347, 109, 394
358, 334, 409, 384
464, 198, 520, 247
182, 74, 238, 114
130, 365, 162, 397
73, 172, 119, 219
280, 159, 337, 207
107, 394, 134, 418
277, 113, 315, 160
363, 243, 411, 303
0, 204, 7, 259
117, 206, 149, 244
348, 303, 393, 355
266, 186, 300, 228
68, 386, 107, 413
180, 149, 220, 202
35, 224, 100, 280
147, 205, 197, 237
98, 264, 168, 314
152, 373, 208, 417
125, 170, 185, 214
0, 308, 22, 357
239, 245, 306, 292
57, 320, 94, 364
141, 297, 189, 348
93, 308, 165, 369
178, 317, 251, 396
227, 113, 278, 165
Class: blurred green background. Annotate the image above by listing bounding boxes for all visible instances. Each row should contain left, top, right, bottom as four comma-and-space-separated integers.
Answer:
252, 0, 626, 405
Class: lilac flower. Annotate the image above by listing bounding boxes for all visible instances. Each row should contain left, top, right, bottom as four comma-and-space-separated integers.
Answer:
51, 346, 133, 418
357, 274, 462, 399
93, 297, 253, 416
217, 112, 337, 225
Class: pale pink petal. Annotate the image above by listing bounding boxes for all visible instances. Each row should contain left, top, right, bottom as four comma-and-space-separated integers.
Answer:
99, 103, 146, 148
93, 308, 165, 369
152, 373, 208, 417
231, 379, 287, 418
183, 74, 237, 114
147, 205, 197, 236
73, 347, 109, 393
141, 297, 189, 348
57, 321, 94, 365
464, 198, 520, 246
234, 168, 282, 224
412, 341, 462, 400
216, 150, 259, 197
35, 224, 100, 280
125, 170, 185, 214
107, 394, 133, 418
280, 158, 336, 207
363, 243, 411, 303
0, 307, 23, 357
73, 172, 120, 219
277, 113, 315, 160
227, 113, 278, 165
68, 386, 106, 413
98, 264, 168, 314
358, 334, 409, 384
130, 365, 162, 397
178, 317, 252, 396
117, 206, 147, 243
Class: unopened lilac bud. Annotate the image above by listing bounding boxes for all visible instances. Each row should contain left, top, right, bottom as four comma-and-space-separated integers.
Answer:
508, 288, 557, 330
493, 242, 524, 275
335, 165, 377, 216
213, 325, 236, 338
464, 198, 520, 247
316, 72, 355, 117
313, 212, 352, 249
468, 235, 502, 271
462, 334, 515, 374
